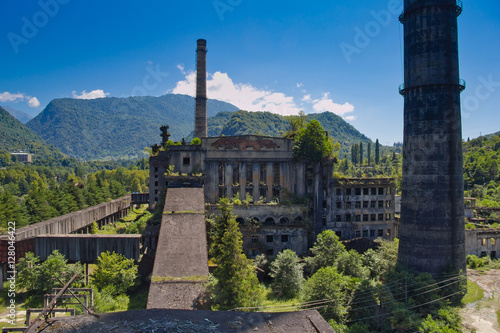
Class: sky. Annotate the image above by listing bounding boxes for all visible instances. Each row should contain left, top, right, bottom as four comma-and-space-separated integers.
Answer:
1, 0, 499, 145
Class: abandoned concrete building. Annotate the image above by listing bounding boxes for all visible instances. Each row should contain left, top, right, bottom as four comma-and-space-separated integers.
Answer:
148, 39, 396, 257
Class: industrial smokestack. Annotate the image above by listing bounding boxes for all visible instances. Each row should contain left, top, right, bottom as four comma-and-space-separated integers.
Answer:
195, 39, 207, 138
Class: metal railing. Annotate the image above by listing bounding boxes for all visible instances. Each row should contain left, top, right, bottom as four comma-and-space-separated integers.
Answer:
398, 79, 466, 96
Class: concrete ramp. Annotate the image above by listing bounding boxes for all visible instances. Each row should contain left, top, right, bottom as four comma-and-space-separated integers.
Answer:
147, 187, 209, 310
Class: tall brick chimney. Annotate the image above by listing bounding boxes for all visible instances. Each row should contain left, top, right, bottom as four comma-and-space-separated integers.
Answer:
194, 39, 207, 138
398, 0, 466, 276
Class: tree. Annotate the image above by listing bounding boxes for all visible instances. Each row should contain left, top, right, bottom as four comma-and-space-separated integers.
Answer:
375, 139, 380, 164
305, 230, 345, 275
210, 198, 262, 309
367, 142, 371, 166
351, 144, 359, 165
91, 251, 138, 295
17, 250, 83, 294
359, 142, 363, 166
269, 250, 304, 299
303, 266, 355, 323
335, 249, 369, 280
292, 119, 335, 163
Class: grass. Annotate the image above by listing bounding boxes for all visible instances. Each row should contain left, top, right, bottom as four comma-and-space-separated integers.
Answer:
258, 285, 300, 312
127, 283, 149, 310
462, 279, 485, 304
96, 204, 148, 234
497, 309, 500, 326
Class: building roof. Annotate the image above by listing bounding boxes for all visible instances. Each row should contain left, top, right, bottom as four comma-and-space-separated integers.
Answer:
37, 309, 335, 332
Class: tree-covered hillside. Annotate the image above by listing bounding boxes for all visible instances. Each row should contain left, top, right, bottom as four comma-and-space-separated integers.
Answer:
0, 107, 64, 163
27, 94, 239, 161
204, 110, 372, 153
463, 133, 500, 207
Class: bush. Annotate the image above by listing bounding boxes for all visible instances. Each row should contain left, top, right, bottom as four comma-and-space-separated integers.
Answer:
269, 249, 304, 299
93, 287, 130, 313
91, 251, 138, 296
303, 266, 354, 323
466, 254, 490, 269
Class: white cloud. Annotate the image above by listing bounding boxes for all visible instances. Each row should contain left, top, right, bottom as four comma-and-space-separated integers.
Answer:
28, 97, 40, 107
0, 92, 24, 102
177, 64, 186, 75
344, 115, 357, 121
0, 91, 40, 107
311, 92, 354, 116
172, 69, 301, 115
72, 89, 109, 100
302, 94, 311, 102
296, 83, 303, 88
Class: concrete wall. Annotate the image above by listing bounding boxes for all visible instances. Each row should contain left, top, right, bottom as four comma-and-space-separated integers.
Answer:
35, 234, 142, 263
466, 229, 500, 259
10, 195, 132, 241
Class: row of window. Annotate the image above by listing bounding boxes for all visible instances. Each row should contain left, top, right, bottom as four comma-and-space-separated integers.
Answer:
353, 228, 391, 238
237, 216, 302, 225
250, 234, 289, 244
481, 238, 497, 246
335, 187, 392, 196
336, 213, 392, 222
336, 200, 392, 209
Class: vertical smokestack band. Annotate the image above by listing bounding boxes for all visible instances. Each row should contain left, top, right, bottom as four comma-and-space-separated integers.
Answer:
195, 39, 207, 138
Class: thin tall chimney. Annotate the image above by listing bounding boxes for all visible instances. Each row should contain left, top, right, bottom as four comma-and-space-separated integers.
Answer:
195, 39, 207, 138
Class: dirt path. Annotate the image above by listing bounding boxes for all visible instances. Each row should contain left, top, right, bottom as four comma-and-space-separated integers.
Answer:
461, 269, 500, 333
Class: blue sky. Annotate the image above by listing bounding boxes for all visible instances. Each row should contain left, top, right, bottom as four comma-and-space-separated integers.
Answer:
1, 0, 499, 145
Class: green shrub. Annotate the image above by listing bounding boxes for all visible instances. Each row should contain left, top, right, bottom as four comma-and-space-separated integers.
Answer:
269, 249, 303, 299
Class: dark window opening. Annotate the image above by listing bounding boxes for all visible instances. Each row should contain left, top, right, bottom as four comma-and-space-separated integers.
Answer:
260, 162, 267, 182
378, 229, 383, 237
336, 188, 342, 196
491, 251, 497, 259
246, 163, 253, 183
183, 157, 190, 165
370, 214, 376, 221
355, 215, 361, 222
346, 214, 352, 222
370, 230, 375, 237
363, 214, 369, 222
251, 236, 259, 244
273, 163, 280, 185
336, 201, 342, 209
363, 201, 369, 208
378, 201, 384, 208
322, 200, 327, 209
265, 217, 276, 225
281, 235, 289, 243
355, 230, 361, 237
279, 217, 289, 224
336, 215, 342, 222
267, 249, 274, 256
363, 188, 369, 195
378, 187, 384, 195
266, 235, 274, 243
371, 188, 377, 195
346, 188, 352, 195
355, 201, 361, 208
370, 201, 376, 208
335, 231, 342, 238
322, 215, 327, 226
378, 213, 384, 221
236, 218, 245, 224
355, 188, 361, 195
363, 230, 368, 237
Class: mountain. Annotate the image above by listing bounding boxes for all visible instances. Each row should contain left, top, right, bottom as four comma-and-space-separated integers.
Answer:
202, 110, 372, 154
27, 94, 239, 160
2, 105, 33, 124
0, 107, 64, 161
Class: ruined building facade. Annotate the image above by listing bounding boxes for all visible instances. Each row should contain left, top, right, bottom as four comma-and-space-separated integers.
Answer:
148, 39, 396, 257
149, 135, 397, 256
